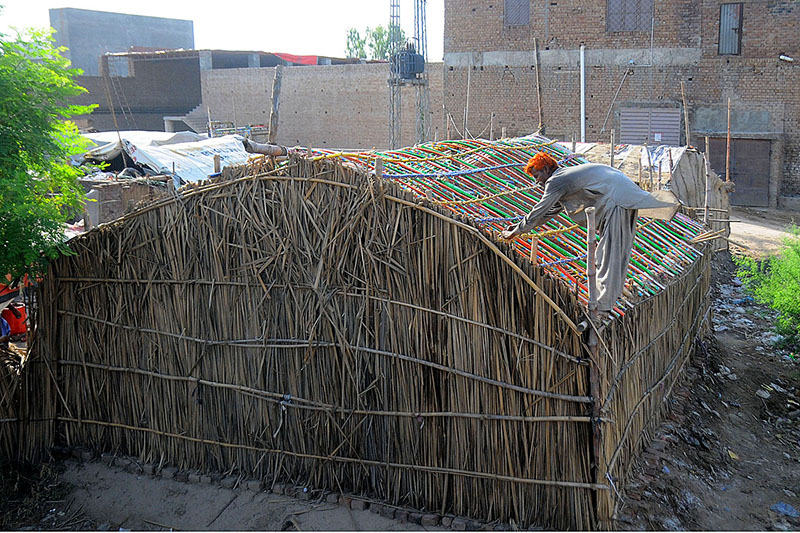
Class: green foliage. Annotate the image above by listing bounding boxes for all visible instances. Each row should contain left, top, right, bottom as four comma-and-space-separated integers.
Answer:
345, 25, 407, 60
0, 26, 95, 279
735, 226, 800, 351
345, 28, 366, 59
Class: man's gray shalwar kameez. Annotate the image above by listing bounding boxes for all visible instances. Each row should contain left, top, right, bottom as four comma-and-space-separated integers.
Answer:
511, 164, 678, 311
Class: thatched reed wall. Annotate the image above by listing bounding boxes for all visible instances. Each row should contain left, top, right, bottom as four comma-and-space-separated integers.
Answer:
0, 346, 23, 458
13, 155, 711, 530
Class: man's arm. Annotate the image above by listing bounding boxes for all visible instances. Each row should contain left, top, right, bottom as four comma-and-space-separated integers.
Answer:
509, 181, 566, 235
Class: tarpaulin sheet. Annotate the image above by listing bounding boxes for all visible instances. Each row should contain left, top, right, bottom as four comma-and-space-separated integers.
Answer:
641, 145, 687, 173
121, 135, 252, 186
273, 52, 318, 65
82, 131, 206, 162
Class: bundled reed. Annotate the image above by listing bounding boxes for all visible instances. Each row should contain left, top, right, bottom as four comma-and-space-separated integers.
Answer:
14, 137, 713, 530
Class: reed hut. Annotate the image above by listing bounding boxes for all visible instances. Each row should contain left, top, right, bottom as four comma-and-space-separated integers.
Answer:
15, 136, 711, 530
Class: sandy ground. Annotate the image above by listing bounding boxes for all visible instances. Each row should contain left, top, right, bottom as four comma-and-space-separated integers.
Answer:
729, 207, 799, 257
46, 461, 441, 531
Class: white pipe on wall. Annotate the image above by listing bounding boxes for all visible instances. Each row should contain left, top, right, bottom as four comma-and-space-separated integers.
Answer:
580, 44, 586, 143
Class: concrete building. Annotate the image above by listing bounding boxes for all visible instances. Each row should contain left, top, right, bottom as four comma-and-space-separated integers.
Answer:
442, 0, 800, 208
50, 8, 194, 76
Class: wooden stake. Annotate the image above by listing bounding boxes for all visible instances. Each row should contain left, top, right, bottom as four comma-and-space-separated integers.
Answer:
637, 155, 642, 184
644, 143, 654, 191
668, 149, 674, 182
530, 237, 539, 265
534, 37, 544, 133
375, 157, 384, 179
572, 132, 576, 153
501, 126, 506, 139
681, 81, 690, 147
268, 65, 283, 145
213, 155, 221, 173
610, 129, 615, 168
726, 97, 732, 182
704, 136, 711, 225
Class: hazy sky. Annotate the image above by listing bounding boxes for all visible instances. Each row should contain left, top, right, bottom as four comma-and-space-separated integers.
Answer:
0, 0, 445, 60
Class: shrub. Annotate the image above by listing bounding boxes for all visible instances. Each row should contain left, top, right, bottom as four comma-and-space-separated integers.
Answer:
735, 226, 800, 352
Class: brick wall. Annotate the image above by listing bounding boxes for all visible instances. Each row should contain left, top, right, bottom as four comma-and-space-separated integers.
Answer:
73, 56, 202, 131
443, 0, 800, 204
202, 64, 445, 150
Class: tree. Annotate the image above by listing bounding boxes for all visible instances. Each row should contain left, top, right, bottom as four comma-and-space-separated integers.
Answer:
0, 26, 95, 279
345, 28, 366, 59
345, 25, 407, 61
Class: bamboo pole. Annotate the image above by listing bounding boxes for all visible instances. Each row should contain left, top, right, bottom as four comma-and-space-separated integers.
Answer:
268, 65, 283, 144
610, 129, 615, 168
704, 136, 711, 224
726, 97, 732, 182
534, 37, 544, 133
681, 81, 691, 146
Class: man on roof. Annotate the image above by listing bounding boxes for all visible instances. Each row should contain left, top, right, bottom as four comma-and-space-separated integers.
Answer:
500, 152, 679, 315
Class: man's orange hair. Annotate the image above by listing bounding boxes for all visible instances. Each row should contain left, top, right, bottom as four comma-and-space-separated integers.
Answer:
523, 152, 558, 176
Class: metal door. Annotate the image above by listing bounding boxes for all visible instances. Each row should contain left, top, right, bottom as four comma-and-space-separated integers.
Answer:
702, 137, 770, 207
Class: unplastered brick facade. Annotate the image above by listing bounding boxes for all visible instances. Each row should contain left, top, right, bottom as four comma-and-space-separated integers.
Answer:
443, 0, 800, 207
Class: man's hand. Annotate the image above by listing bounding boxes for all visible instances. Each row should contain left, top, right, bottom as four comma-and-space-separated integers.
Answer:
500, 224, 522, 242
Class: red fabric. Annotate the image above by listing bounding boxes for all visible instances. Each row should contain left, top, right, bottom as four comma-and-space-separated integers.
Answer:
273, 53, 318, 66
0, 274, 34, 299
2, 304, 27, 336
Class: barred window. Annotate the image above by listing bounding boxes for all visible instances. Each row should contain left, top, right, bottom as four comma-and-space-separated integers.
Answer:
504, 0, 530, 26
718, 3, 743, 55
607, 0, 654, 32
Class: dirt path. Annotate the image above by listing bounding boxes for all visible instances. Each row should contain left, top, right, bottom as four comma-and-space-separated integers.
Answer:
730, 207, 798, 257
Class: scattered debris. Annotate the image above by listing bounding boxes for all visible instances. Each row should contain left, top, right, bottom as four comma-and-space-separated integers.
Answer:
771, 502, 800, 519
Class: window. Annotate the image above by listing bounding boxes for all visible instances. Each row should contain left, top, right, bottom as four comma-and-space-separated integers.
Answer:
606, 0, 654, 32
719, 3, 743, 55
504, 0, 530, 26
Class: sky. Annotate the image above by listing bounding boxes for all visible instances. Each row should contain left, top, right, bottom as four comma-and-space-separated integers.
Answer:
0, 1, 445, 60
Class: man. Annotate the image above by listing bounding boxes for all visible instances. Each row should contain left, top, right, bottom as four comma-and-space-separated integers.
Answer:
500, 152, 679, 313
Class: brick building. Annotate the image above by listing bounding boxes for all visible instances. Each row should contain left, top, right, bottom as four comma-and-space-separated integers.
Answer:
442, 0, 800, 208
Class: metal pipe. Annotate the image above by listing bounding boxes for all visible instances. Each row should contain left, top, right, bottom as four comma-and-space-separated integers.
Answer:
241, 138, 288, 157
580, 45, 586, 142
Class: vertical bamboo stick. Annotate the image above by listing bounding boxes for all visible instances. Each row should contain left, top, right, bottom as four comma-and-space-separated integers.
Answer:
644, 143, 654, 191
637, 156, 642, 185
668, 149, 674, 183
726, 97, 732, 182
534, 37, 544, 133
704, 136, 711, 225
681, 81, 690, 147
529, 237, 539, 265
610, 129, 615, 168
